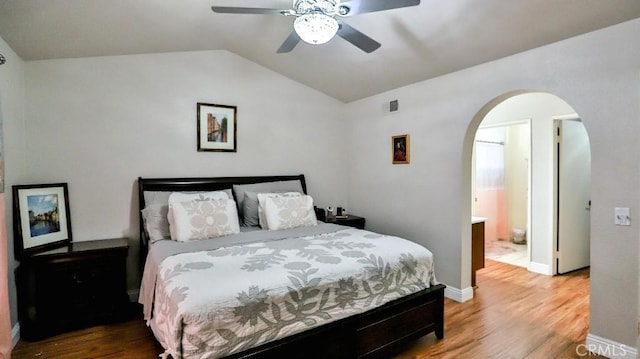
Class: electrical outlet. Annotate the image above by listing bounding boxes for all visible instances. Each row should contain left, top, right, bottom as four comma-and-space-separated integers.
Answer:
614, 207, 630, 226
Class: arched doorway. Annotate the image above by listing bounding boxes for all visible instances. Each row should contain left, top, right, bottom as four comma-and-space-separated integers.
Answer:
464, 91, 591, 283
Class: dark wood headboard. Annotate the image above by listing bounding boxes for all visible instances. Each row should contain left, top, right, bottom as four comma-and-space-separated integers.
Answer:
137, 175, 307, 263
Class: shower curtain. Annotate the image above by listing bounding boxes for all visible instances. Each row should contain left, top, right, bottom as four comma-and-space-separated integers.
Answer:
475, 129, 509, 241
0, 194, 10, 358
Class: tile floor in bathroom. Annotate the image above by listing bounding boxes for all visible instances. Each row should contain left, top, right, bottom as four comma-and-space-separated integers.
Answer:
485, 237, 528, 267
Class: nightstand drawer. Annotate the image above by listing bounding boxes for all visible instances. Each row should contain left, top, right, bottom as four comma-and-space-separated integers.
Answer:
49, 257, 123, 290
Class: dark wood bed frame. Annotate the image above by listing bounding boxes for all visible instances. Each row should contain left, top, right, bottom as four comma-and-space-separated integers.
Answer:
138, 175, 445, 358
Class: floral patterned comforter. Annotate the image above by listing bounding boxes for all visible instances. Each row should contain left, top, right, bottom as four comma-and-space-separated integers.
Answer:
144, 225, 437, 359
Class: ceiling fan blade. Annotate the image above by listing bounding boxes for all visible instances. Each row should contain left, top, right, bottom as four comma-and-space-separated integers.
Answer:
337, 22, 381, 53
277, 31, 301, 53
211, 6, 283, 15
341, 0, 420, 16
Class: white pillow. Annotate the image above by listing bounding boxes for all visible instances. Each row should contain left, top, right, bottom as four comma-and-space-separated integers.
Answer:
232, 180, 304, 219
256, 192, 302, 229
169, 198, 240, 241
262, 195, 317, 231
168, 191, 230, 240
144, 189, 233, 206
168, 191, 230, 204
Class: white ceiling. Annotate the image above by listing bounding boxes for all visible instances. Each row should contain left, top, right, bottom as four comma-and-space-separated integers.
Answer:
1, 0, 640, 102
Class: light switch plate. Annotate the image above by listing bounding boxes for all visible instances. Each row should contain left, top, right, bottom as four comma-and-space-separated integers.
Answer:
614, 207, 630, 226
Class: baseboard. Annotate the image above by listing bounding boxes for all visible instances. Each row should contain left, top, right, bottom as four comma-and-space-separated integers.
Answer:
528, 261, 552, 275
444, 285, 474, 302
585, 333, 637, 358
11, 322, 20, 349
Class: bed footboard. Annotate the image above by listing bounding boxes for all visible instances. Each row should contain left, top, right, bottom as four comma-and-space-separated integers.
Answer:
225, 283, 446, 358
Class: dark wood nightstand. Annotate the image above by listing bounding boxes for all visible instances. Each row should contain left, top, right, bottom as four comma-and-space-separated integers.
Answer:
16, 238, 130, 341
323, 215, 366, 229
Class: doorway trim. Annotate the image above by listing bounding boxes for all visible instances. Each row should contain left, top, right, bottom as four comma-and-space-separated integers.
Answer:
552, 114, 591, 275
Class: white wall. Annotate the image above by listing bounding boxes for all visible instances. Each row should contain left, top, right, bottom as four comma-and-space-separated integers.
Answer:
505, 123, 529, 238
345, 19, 640, 349
0, 36, 26, 333
20, 50, 348, 314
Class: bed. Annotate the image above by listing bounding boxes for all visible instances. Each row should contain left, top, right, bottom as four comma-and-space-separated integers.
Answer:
137, 175, 445, 358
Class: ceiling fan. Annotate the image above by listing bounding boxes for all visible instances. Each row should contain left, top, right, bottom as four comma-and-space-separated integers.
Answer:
211, 0, 421, 53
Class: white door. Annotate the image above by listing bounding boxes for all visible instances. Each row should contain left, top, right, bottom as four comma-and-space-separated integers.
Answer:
555, 119, 591, 274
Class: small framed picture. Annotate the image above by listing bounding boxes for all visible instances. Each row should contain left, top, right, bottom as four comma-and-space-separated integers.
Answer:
392, 134, 410, 164
197, 102, 237, 152
13, 183, 72, 259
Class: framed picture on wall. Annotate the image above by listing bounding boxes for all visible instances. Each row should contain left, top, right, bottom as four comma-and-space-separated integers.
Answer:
197, 102, 237, 152
392, 134, 410, 164
13, 183, 72, 259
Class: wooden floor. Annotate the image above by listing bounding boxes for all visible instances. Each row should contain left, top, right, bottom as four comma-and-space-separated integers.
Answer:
392, 260, 598, 359
12, 260, 598, 359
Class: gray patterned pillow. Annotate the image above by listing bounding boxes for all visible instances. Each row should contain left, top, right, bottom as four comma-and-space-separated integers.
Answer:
169, 198, 240, 241
144, 189, 233, 206
168, 191, 231, 241
262, 195, 317, 230
243, 191, 303, 227
256, 192, 303, 229
142, 189, 234, 241
232, 180, 304, 221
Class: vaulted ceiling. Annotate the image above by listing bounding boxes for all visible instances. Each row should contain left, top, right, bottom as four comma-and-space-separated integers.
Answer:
1, 0, 639, 102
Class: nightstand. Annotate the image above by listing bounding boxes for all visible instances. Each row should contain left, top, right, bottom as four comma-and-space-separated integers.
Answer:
16, 238, 130, 341
323, 215, 366, 229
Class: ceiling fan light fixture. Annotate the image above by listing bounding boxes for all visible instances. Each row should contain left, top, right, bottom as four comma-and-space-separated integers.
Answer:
293, 12, 339, 45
